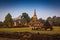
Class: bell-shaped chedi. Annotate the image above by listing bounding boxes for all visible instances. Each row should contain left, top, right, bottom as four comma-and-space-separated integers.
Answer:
32, 9, 37, 21
29, 9, 43, 27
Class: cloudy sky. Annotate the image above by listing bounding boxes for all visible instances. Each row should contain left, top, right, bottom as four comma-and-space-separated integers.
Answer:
0, 0, 60, 21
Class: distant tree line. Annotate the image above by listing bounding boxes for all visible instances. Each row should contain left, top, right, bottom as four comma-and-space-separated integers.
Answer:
39, 16, 60, 26
0, 13, 31, 28
0, 13, 60, 28
47, 16, 60, 26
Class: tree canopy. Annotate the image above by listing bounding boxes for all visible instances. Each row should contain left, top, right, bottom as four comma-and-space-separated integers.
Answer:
4, 13, 13, 27
22, 12, 30, 23
0, 21, 4, 26
38, 18, 45, 23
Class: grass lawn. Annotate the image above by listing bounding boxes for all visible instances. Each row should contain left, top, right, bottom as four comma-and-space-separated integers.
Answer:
0, 26, 60, 34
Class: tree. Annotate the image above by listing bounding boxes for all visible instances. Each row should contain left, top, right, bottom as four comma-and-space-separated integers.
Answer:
47, 17, 52, 20
22, 12, 30, 24
38, 18, 45, 23
52, 16, 60, 26
0, 21, 4, 26
53, 16, 56, 19
4, 13, 13, 27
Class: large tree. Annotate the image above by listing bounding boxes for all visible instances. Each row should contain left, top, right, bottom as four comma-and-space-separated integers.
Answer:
4, 13, 13, 27
22, 12, 30, 24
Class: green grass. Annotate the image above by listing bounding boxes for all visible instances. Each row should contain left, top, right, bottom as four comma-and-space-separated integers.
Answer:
0, 26, 60, 34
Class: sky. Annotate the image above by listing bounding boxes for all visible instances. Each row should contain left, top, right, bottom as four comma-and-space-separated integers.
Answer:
0, 0, 60, 21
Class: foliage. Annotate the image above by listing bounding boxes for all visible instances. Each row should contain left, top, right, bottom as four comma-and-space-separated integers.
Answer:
4, 13, 13, 27
22, 12, 30, 23
0, 21, 4, 26
46, 16, 60, 26
38, 18, 45, 23
47, 17, 52, 20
